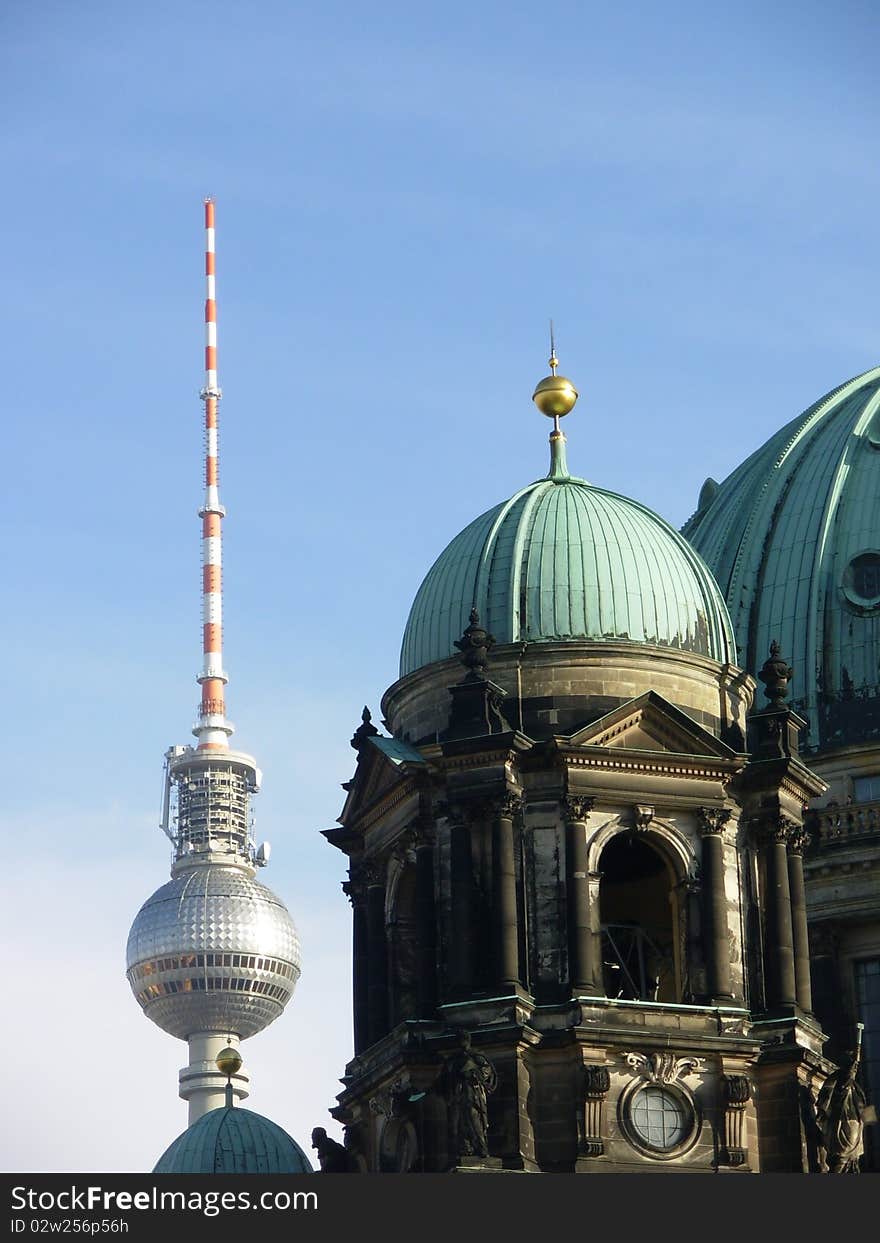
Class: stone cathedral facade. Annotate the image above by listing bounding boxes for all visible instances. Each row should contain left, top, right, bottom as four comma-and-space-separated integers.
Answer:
322, 366, 856, 1173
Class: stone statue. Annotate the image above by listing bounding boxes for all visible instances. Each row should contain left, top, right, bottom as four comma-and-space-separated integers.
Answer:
439, 1031, 498, 1160
816, 1038, 869, 1173
311, 1126, 353, 1173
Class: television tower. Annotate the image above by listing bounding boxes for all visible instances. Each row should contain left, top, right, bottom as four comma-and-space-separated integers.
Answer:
126, 201, 301, 1124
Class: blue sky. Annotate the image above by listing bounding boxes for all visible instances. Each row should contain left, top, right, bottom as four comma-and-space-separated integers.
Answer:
1, 0, 878, 1171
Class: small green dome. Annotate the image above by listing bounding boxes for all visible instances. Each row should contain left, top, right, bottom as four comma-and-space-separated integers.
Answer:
153, 1107, 313, 1175
683, 365, 880, 751
401, 439, 735, 677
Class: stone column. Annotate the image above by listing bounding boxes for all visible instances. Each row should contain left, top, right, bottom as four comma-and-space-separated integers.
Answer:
449, 813, 474, 997
787, 827, 813, 1014
697, 808, 734, 1003
414, 825, 438, 1018
677, 876, 703, 1002
365, 862, 389, 1046
343, 875, 370, 1055
492, 793, 522, 992
758, 817, 797, 1009
564, 796, 597, 996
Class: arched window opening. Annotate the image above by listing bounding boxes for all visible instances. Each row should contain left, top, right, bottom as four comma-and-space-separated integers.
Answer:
599, 833, 681, 1002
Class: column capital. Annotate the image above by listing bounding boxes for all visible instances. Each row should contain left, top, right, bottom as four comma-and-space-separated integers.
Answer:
563, 795, 595, 823
361, 857, 387, 887
342, 878, 367, 907
751, 813, 799, 847
786, 825, 812, 855
401, 818, 436, 850
497, 790, 523, 820
452, 791, 523, 824
697, 806, 732, 837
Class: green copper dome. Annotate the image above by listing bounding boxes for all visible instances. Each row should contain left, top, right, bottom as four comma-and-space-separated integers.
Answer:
683, 365, 880, 751
401, 437, 736, 677
153, 1107, 313, 1175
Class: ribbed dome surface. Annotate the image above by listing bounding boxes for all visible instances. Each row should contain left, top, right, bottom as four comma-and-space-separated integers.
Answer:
153, 1107, 313, 1174
401, 446, 735, 677
683, 365, 880, 750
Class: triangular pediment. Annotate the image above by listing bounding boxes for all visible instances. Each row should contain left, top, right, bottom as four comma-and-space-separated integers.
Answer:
337, 735, 428, 830
567, 691, 738, 759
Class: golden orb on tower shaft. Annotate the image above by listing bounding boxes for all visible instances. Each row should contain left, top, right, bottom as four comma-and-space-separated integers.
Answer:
533, 373, 579, 419
216, 1046, 243, 1078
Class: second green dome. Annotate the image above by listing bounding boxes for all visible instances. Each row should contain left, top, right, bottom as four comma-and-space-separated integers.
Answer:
153, 1106, 313, 1175
400, 443, 736, 677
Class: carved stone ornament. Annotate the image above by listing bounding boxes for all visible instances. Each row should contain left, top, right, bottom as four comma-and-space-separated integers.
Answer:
564, 795, 596, 823
720, 1075, 752, 1167
624, 1051, 704, 1084
453, 794, 522, 827
632, 804, 654, 831
697, 807, 732, 837
453, 607, 496, 680
578, 1064, 611, 1158
751, 814, 798, 847
787, 825, 812, 855
341, 877, 366, 907
369, 1076, 412, 1121
498, 791, 524, 820
362, 857, 387, 888
350, 705, 380, 752
583, 1064, 611, 1098
757, 640, 793, 707
407, 818, 436, 850
723, 1074, 751, 1107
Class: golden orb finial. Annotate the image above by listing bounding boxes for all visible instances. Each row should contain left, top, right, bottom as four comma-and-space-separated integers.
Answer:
216, 1045, 243, 1078
532, 320, 578, 425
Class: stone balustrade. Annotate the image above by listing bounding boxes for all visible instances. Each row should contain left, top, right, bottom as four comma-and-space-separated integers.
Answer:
811, 798, 880, 845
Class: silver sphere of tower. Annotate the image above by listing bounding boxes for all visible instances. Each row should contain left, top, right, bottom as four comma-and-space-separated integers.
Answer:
126, 746, 300, 1043
126, 866, 301, 1040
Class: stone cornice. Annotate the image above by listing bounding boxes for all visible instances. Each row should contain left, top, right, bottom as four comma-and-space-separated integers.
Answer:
557, 749, 737, 782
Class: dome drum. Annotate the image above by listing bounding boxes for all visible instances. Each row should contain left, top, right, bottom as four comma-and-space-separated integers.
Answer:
383, 638, 753, 750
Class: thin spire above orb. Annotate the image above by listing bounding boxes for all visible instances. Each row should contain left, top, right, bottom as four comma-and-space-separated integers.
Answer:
532, 322, 578, 479
532, 320, 578, 431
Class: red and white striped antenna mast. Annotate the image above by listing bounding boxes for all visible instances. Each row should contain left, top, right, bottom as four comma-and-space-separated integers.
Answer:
196, 197, 232, 750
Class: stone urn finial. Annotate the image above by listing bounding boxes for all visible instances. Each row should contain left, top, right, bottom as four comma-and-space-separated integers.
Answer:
757, 640, 793, 707
453, 607, 495, 681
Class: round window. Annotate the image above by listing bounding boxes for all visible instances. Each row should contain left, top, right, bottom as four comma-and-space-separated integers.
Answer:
842, 552, 880, 612
629, 1086, 691, 1152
